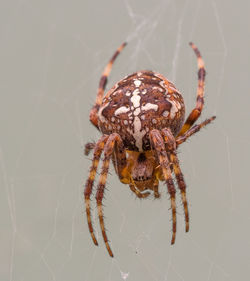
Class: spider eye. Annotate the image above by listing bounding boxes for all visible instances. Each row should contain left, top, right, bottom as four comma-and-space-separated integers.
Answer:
137, 153, 146, 162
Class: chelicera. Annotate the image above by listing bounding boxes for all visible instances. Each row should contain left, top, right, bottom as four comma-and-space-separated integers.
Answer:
84, 42, 215, 257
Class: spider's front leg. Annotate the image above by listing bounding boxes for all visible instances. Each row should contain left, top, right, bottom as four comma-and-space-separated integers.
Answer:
96, 133, 125, 257
111, 141, 128, 183
162, 128, 189, 232
84, 135, 109, 246
149, 129, 177, 244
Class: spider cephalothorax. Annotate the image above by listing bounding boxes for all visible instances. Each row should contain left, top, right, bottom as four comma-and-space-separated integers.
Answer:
84, 42, 215, 257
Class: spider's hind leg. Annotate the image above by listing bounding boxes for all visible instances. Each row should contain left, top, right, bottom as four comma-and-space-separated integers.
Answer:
89, 42, 127, 128
178, 42, 206, 136
176, 116, 216, 146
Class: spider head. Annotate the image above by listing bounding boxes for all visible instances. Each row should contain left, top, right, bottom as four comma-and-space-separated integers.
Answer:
124, 151, 158, 190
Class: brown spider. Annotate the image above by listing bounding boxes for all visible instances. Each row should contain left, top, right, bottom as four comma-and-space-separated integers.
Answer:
84, 42, 215, 257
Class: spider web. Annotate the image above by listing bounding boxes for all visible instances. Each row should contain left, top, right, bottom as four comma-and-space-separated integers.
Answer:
1, 0, 250, 280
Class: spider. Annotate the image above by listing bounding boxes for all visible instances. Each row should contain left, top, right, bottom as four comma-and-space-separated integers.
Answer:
84, 42, 215, 257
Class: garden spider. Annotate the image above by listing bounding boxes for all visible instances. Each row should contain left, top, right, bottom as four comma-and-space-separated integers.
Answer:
84, 42, 215, 257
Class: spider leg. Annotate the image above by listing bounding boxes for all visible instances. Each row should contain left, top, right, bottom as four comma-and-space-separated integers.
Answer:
149, 129, 177, 244
153, 180, 160, 198
84, 142, 96, 156
178, 42, 206, 136
129, 184, 151, 198
162, 128, 189, 232
96, 133, 124, 257
176, 116, 216, 146
90, 42, 127, 128
84, 135, 109, 246
111, 141, 129, 184
171, 153, 189, 232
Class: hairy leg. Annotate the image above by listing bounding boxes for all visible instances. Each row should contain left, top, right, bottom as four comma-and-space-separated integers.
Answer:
149, 129, 177, 244
90, 42, 127, 128
161, 128, 189, 232
171, 153, 189, 232
176, 116, 216, 146
178, 42, 206, 136
84, 135, 108, 246
95, 133, 124, 257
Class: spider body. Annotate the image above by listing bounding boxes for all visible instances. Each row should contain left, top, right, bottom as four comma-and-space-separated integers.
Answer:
84, 42, 215, 257
98, 71, 185, 151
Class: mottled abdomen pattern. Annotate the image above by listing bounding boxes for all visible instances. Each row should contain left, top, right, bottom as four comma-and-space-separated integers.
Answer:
98, 71, 185, 151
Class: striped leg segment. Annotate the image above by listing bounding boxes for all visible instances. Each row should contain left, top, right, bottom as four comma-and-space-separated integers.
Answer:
178, 42, 206, 136
84, 135, 109, 246
176, 116, 216, 146
149, 129, 177, 244
171, 153, 189, 232
95, 133, 124, 257
90, 42, 127, 128
161, 128, 189, 232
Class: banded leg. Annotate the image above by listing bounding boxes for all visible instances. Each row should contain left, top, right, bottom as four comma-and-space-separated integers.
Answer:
178, 42, 206, 136
129, 184, 150, 198
149, 129, 177, 244
171, 153, 189, 232
84, 135, 108, 246
161, 128, 189, 232
90, 42, 127, 128
96, 133, 124, 257
176, 116, 216, 146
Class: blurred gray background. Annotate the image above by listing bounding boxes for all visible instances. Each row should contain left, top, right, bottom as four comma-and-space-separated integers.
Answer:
1, 0, 249, 280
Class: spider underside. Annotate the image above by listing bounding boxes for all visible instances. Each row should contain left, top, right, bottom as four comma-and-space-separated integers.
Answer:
84, 42, 215, 257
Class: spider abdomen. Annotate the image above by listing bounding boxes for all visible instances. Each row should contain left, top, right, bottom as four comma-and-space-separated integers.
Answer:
98, 71, 185, 151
